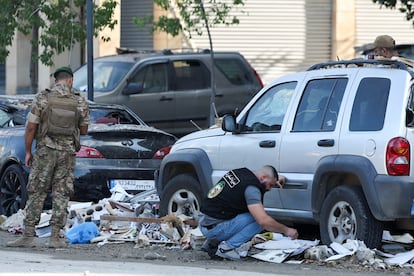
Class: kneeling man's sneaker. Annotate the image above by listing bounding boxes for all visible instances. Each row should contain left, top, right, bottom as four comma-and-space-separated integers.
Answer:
215, 241, 240, 260
201, 239, 220, 259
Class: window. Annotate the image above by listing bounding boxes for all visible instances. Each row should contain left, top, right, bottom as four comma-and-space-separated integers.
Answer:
406, 84, 414, 127
173, 60, 210, 91
73, 61, 134, 93
215, 58, 253, 85
242, 82, 297, 132
90, 108, 140, 125
132, 63, 168, 93
293, 78, 347, 132
349, 78, 390, 131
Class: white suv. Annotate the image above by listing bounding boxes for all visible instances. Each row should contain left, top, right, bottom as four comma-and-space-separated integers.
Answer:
155, 59, 414, 249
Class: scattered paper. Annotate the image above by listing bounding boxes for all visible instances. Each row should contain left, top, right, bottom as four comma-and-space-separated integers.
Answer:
324, 240, 361, 262
385, 249, 414, 266
251, 249, 295, 263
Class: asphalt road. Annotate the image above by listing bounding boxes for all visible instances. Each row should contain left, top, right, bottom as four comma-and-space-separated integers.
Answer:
0, 248, 399, 276
0, 249, 269, 276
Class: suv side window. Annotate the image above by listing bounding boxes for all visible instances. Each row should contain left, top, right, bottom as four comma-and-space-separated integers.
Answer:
406, 84, 414, 126
215, 58, 254, 85
173, 60, 210, 91
349, 78, 390, 131
132, 63, 168, 93
293, 78, 347, 132
242, 81, 297, 132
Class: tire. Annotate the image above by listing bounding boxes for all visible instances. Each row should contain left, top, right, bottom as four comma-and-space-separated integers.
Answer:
159, 174, 202, 219
0, 164, 28, 216
320, 185, 383, 249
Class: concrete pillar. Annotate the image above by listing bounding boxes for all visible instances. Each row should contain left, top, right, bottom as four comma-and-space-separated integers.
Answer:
6, 32, 31, 94
97, 0, 120, 56
153, 3, 184, 50
332, 0, 356, 60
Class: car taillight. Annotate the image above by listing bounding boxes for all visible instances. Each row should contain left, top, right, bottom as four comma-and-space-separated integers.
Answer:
386, 137, 410, 176
252, 67, 264, 88
153, 145, 172, 159
76, 146, 104, 158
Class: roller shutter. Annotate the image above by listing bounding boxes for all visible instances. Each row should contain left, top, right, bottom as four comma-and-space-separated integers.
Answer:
121, 0, 153, 50
188, 0, 332, 84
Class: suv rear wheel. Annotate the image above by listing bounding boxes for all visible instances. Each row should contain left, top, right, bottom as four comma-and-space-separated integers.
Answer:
320, 185, 383, 249
159, 174, 202, 219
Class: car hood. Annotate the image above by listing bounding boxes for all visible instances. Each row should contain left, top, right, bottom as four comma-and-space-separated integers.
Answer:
174, 125, 226, 145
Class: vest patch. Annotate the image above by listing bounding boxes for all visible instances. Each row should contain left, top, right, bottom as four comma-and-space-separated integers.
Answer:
207, 180, 225, 198
223, 170, 241, 188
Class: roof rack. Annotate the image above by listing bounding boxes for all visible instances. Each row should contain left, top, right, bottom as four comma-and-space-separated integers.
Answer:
160, 48, 211, 55
116, 47, 212, 56
116, 47, 158, 55
308, 58, 414, 74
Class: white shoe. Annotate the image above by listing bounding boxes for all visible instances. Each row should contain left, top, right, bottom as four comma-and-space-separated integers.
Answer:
215, 241, 240, 260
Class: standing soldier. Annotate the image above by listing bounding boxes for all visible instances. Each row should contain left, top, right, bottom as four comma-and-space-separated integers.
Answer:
7, 66, 90, 248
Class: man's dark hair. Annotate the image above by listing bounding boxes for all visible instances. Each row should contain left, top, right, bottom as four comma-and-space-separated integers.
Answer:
55, 71, 73, 81
263, 165, 278, 180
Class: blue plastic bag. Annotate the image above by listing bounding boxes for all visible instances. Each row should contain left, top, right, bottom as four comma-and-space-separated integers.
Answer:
65, 222, 99, 244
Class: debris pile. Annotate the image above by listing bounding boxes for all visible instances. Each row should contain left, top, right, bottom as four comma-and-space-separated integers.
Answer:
1, 184, 414, 271
245, 231, 414, 270
1, 185, 197, 249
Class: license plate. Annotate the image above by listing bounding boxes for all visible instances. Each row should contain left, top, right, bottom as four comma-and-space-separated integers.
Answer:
110, 179, 155, 191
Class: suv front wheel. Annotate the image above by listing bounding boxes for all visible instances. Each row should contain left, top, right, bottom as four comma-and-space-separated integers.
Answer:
159, 174, 202, 219
320, 185, 383, 249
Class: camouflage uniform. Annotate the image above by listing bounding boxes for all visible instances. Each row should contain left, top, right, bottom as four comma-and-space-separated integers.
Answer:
24, 82, 90, 230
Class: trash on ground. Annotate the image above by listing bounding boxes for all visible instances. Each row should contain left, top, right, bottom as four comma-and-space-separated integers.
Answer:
2, 184, 414, 271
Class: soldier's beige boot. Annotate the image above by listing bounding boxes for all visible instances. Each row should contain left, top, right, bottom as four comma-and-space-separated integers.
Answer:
7, 226, 36, 247
46, 226, 67, 248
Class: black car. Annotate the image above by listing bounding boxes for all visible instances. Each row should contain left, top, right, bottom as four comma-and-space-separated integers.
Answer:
0, 96, 176, 216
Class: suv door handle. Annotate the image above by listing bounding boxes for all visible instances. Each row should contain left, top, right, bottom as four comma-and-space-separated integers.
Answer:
215, 94, 223, 98
259, 140, 276, 148
160, 96, 173, 101
317, 139, 334, 147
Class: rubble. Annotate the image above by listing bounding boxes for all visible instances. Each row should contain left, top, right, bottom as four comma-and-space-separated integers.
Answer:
1, 184, 414, 272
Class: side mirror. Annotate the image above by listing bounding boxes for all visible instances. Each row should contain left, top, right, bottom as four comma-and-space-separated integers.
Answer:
122, 82, 144, 95
222, 114, 237, 132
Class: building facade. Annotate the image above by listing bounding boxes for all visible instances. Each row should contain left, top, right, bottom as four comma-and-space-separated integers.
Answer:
3, 0, 414, 94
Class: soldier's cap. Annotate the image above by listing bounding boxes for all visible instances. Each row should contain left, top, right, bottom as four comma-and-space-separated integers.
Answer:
53, 66, 73, 78
373, 35, 396, 49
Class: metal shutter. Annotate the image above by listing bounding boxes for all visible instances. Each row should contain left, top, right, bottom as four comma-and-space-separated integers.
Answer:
355, 0, 414, 48
188, 0, 332, 84
121, 0, 153, 50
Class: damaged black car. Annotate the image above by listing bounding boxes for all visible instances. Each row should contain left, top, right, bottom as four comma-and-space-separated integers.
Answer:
0, 96, 176, 216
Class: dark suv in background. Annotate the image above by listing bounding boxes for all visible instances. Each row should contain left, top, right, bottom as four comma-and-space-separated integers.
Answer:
73, 49, 263, 137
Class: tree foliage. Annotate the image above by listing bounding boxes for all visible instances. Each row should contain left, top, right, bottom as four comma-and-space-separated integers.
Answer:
373, 0, 414, 24
134, 0, 244, 38
0, 0, 118, 66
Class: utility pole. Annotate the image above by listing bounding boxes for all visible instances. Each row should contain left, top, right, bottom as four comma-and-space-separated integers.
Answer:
198, 0, 216, 126
87, 0, 94, 101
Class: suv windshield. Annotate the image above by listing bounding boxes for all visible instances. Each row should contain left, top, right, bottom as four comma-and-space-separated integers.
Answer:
73, 61, 134, 93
